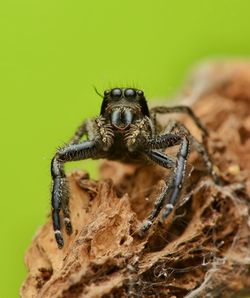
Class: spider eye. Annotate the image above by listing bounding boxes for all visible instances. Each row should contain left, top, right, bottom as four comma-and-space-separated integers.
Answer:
104, 89, 110, 96
137, 90, 144, 96
124, 88, 136, 99
110, 88, 122, 100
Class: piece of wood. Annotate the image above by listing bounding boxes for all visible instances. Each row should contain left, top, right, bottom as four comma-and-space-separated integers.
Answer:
21, 61, 250, 298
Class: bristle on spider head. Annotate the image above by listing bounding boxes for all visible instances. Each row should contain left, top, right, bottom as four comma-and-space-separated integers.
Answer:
93, 86, 103, 98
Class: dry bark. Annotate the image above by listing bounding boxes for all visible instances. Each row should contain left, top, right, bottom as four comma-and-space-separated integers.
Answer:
21, 61, 250, 298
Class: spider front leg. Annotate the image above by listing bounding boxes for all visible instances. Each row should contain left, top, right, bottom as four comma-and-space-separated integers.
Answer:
51, 140, 101, 248
161, 136, 190, 220
138, 135, 190, 236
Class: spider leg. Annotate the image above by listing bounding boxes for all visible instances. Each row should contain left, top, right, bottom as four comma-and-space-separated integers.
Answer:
147, 150, 175, 168
138, 135, 189, 235
51, 139, 101, 248
68, 119, 88, 144
138, 151, 175, 235
167, 120, 221, 184
140, 117, 220, 236
150, 105, 208, 138
56, 119, 88, 236
161, 136, 190, 221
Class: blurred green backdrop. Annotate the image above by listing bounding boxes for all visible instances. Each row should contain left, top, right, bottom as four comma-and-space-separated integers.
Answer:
1, 0, 250, 297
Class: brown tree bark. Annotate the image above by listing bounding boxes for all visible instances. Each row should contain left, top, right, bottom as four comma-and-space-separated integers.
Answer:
21, 61, 250, 298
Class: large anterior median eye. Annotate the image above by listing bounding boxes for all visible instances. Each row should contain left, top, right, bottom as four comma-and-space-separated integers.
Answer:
110, 88, 122, 100
124, 88, 136, 99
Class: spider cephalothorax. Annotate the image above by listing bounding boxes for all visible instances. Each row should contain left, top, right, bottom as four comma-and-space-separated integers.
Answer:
51, 87, 219, 248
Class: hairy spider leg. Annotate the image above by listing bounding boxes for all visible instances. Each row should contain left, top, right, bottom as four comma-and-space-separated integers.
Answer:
147, 150, 175, 168
138, 135, 189, 235
61, 119, 89, 240
139, 116, 221, 236
165, 120, 221, 184
150, 105, 209, 139
69, 119, 88, 144
161, 136, 189, 220
51, 139, 100, 248
160, 118, 223, 220
138, 151, 175, 235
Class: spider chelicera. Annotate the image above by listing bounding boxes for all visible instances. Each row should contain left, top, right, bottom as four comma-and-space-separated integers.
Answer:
51, 87, 219, 248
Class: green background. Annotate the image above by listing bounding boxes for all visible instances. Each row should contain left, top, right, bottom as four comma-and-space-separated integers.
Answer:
1, 1, 250, 297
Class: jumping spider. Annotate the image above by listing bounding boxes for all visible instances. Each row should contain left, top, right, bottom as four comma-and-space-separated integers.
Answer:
51, 87, 219, 248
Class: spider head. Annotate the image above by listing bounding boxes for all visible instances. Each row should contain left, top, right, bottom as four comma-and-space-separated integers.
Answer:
100, 88, 150, 131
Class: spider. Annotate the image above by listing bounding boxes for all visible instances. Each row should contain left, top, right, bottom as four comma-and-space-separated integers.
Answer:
51, 87, 219, 248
